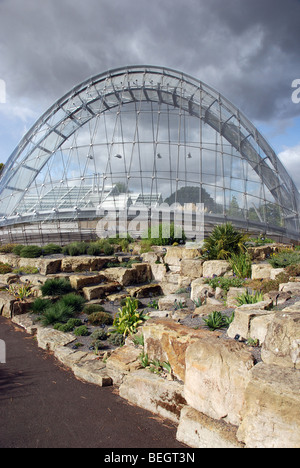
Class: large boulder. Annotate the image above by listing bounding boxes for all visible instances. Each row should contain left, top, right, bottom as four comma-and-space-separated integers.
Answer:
237, 363, 300, 448
143, 319, 222, 382
261, 309, 300, 369
61, 256, 112, 273
164, 247, 201, 273
119, 369, 186, 423
176, 406, 244, 449
0, 292, 16, 318
184, 337, 255, 426
251, 263, 272, 280
69, 273, 107, 290
227, 306, 275, 342
82, 282, 121, 300
105, 345, 142, 386
202, 260, 232, 278
190, 278, 214, 302
180, 259, 204, 279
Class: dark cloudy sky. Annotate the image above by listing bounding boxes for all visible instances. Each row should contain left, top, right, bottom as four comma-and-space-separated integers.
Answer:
0, 0, 300, 186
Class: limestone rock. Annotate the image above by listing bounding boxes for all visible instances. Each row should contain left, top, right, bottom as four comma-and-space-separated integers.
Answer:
143, 318, 222, 382
176, 406, 244, 449
158, 295, 186, 311
36, 328, 76, 351
11, 312, 41, 335
251, 263, 272, 280
226, 287, 247, 308
202, 260, 232, 278
227, 307, 275, 341
237, 363, 300, 448
82, 282, 121, 300
72, 358, 112, 387
69, 273, 107, 290
150, 263, 167, 282
164, 247, 201, 272
261, 310, 300, 369
190, 278, 213, 302
105, 345, 142, 386
0, 292, 16, 318
185, 337, 255, 426
119, 369, 186, 423
19, 257, 62, 276
127, 283, 162, 298
280, 282, 300, 295
61, 256, 112, 273
180, 259, 204, 279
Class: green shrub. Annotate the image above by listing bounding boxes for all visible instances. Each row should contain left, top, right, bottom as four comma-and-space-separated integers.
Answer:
86, 243, 102, 256
143, 222, 186, 246
88, 311, 113, 326
0, 262, 13, 274
201, 223, 248, 260
62, 242, 88, 256
107, 333, 125, 347
204, 276, 245, 293
74, 325, 90, 337
13, 266, 39, 275
91, 329, 108, 341
0, 243, 18, 253
19, 245, 43, 258
102, 243, 114, 256
54, 318, 83, 332
59, 293, 86, 312
268, 250, 300, 268
83, 304, 105, 315
43, 244, 62, 255
30, 297, 52, 315
39, 302, 76, 327
41, 278, 74, 297
12, 245, 25, 256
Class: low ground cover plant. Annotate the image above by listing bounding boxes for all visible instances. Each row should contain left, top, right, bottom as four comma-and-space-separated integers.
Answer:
0, 262, 13, 274
268, 250, 300, 268
204, 276, 246, 293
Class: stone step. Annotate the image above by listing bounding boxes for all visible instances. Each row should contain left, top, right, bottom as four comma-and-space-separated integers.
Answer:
82, 282, 121, 301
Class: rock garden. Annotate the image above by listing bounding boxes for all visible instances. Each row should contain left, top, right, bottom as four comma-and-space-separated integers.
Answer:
0, 224, 299, 448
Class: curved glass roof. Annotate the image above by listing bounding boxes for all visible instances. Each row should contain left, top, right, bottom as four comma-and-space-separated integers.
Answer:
0, 65, 299, 240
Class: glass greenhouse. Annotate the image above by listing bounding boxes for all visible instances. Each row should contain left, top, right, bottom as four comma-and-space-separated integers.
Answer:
0, 65, 299, 244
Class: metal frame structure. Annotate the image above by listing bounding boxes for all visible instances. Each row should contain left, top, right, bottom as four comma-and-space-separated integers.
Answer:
0, 65, 299, 243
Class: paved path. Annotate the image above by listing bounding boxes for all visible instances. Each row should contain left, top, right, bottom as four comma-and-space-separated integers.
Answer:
0, 316, 185, 449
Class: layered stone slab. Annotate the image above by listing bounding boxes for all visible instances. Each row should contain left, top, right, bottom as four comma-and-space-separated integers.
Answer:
185, 337, 255, 426
176, 406, 244, 449
119, 369, 186, 423
237, 363, 300, 448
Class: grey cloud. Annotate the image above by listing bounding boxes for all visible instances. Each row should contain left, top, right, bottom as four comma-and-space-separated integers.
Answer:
0, 0, 299, 123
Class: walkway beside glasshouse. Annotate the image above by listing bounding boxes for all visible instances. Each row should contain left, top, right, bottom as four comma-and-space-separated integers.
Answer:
0, 315, 184, 449
0, 236, 299, 448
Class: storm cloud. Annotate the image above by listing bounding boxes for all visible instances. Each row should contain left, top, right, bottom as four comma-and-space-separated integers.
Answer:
0, 0, 299, 120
